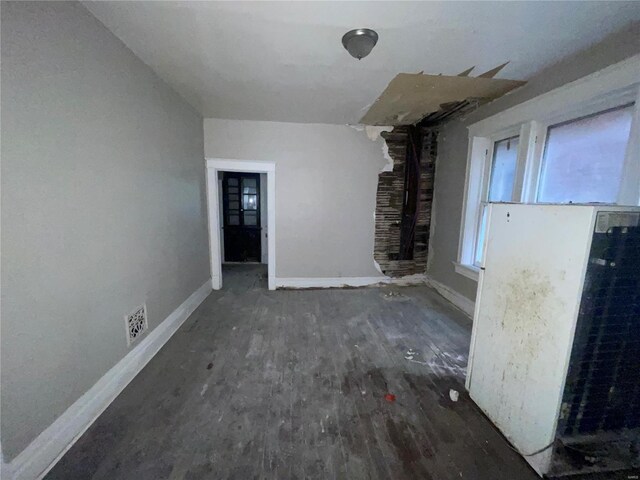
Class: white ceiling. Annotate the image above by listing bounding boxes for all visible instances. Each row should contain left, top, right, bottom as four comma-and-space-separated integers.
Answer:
84, 1, 640, 125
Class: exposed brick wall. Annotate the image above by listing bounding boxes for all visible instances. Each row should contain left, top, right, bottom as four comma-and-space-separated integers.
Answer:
374, 126, 438, 277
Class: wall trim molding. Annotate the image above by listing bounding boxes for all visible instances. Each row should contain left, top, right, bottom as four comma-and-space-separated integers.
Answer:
205, 158, 276, 291
425, 276, 475, 318
275, 276, 389, 289
468, 54, 640, 137
6, 279, 213, 480
275, 274, 434, 289
452, 261, 480, 282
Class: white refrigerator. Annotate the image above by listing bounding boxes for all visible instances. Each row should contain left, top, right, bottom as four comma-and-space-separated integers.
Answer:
466, 203, 640, 476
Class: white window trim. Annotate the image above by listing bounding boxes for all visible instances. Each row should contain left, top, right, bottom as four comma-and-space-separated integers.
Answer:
453, 261, 480, 281
457, 54, 640, 280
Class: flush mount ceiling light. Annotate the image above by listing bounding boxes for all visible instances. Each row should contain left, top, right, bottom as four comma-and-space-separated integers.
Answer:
342, 28, 378, 60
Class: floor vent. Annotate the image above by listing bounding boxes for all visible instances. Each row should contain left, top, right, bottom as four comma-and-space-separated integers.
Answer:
125, 305, 148, 346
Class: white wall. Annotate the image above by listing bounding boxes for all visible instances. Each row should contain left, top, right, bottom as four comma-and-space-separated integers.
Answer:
204, 119, 387, 279
1, 2, 209, 461
428, 22, 640, 303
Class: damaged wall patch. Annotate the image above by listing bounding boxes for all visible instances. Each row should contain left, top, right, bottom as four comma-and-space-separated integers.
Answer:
373, 126, 438, 277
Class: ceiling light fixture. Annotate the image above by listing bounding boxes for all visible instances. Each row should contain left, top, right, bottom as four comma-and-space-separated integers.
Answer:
342, 28, 378, 60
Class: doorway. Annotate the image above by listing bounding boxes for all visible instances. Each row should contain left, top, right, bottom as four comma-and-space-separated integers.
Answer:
222, 172, 261, 262
206, 159, 276, 291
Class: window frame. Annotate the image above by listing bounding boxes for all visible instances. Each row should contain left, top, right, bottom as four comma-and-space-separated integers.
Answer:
455, 54, 640, 281
472, 129, 521, 267
535, 103, 635, 205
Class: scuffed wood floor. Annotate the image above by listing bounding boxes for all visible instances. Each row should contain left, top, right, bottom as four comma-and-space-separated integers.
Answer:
47, 265, 538, 479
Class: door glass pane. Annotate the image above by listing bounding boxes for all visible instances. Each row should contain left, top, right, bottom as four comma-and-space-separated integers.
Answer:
228, 214, 239, 225
228, 187, 239, 194
243, 212, 257, 226
537, 105, 633, 204
227, 178, 238, 186
243, 194, 257, 210
242, 178, 257, 194
229, 201, 239, 210
488, 136, 519, 202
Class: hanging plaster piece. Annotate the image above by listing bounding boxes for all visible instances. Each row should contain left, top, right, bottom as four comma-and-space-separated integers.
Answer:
360, 71, 525, 125
478, 61, 509, 78
457, 66, 475, 77
395, 112, 410, 123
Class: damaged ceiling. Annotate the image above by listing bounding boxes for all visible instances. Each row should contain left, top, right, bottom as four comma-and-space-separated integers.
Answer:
84, 1, 640, 124
360, 69, 526, 126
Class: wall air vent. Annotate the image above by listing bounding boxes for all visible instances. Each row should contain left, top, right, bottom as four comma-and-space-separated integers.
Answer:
125, 305, 147, 347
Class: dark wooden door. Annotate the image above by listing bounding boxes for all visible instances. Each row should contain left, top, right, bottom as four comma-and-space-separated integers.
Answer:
222, 173, 261, 262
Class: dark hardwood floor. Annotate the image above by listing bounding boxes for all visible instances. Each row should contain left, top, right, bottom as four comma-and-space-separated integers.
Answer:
47, 264, 539, 479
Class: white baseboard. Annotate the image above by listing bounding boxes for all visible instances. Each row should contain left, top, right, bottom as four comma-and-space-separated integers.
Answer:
274, 275, 473, 317
275, 274, 432, 289
425, 276, 475, 317
275, 276, 389, 289
7, 279, 213, 480
388, 273, 429, 286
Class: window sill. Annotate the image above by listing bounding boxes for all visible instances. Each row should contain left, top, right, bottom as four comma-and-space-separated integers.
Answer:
453, 262, 480, 282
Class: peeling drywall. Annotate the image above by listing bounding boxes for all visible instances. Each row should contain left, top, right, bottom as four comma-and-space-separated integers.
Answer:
350, 124, 395, 171
380, 140, 393, 173
353, 124, 395, 275
361, 71, 525, 125
365, 125, 393, 141
353, 123, 438, 279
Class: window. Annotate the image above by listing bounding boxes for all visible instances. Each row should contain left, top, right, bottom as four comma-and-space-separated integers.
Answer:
489, 136, 519, 202
474, 136, 520, 265
456, 56, 640, 281
538, 104, 634, 204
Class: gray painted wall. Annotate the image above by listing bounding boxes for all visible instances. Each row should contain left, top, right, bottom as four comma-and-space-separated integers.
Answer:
428, 22, 640, 302
1, 1, 209, 460
204, 119, 387, 279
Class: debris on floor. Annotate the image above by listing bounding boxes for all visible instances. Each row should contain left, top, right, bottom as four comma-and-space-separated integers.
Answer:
206, 362, 213, 370
383, 290, 410, 302
405, 348, 429, 365
384, 291, 404, 298
449, 389, 459, 402
47, 264, 540, 480
384, 393, 396, 403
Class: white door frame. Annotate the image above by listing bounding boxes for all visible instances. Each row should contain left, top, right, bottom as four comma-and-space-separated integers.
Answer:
205, 158, 276, 290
